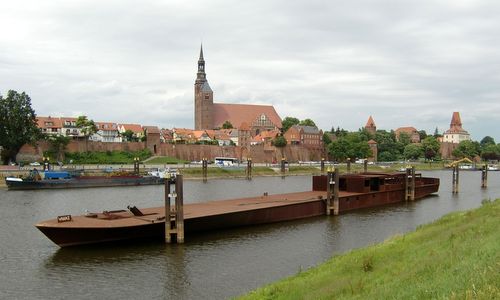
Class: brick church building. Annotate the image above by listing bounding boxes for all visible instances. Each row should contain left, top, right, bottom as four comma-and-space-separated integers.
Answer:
194, 45, 282, 136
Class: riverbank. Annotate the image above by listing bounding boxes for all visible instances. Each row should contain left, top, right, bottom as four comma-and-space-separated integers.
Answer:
239, 199, 500, 299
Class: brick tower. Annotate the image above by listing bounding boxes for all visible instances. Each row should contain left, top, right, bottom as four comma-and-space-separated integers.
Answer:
365, 115, 377, 135
194, 44, 214, 130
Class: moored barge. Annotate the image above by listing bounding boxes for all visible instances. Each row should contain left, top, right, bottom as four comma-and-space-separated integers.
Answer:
36, 172, 439, 247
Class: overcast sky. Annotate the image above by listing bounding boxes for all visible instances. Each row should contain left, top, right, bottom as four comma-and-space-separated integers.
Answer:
1, 0, 499, 141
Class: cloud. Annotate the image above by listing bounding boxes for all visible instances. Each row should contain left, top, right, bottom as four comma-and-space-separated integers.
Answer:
1, 0, 499, 141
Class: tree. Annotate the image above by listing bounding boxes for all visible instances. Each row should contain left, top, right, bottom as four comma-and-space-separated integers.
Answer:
480, 136, 495, 148
403, 143, 423, 160
299, 118, 316, 127
272, 135, 287, 147
452, 140, 480, 159
374, 130, 400, 161
222, 120, 233, 129
481, 144, 500, 161
281, 117, 300, 132
47, 135, 71, 162
421, 136, 441, 161
121, 130, 135, 142
76, 115, 97, 151
0, 90, 41, 164
327, 132, 371, 162
418, 130, 428, 141
323, 132, 332, 145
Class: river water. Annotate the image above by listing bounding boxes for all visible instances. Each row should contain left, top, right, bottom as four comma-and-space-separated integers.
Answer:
0, 170, 498, 299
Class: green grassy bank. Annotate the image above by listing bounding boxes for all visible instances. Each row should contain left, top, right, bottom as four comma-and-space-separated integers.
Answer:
239, 199, 500, 300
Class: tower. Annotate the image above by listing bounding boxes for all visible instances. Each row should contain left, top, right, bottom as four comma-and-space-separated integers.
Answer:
194, 44, 213, 130
365, 115, 376, 135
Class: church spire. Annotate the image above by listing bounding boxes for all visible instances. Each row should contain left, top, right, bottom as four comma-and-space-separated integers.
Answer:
196, 44, 206, 84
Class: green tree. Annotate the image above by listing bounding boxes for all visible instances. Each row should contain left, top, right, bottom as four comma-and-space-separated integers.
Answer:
452, 140, 480, 159
323, 133, 332, 145
403, 143, 423, 160
122, 129, 136, 142
421, 136, 441, 161
418, 130, 428, 141
281, 117, 300, 132
272, 135, 287, 147
374, 130, 400, 161
76, 115, 97, 151
299, 118, 316, 127
480, 136, 495, 148
47, 135, 71, 162
480, 144, 500, 161
222, 120, 233, 129
327, 132, 371, 162
0, 90, 41, 164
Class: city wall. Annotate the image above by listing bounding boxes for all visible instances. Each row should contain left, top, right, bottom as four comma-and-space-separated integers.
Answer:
17, 140, 324, 163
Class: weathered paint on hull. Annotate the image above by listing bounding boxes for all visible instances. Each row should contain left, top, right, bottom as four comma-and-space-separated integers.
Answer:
36, 182, 438, 247
6, 176, 163, 190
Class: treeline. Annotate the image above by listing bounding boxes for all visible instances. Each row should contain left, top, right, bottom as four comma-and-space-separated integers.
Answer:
324, 128, 499, 162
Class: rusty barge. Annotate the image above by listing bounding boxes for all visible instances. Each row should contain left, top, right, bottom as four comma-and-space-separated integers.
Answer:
36, 172, 439, 247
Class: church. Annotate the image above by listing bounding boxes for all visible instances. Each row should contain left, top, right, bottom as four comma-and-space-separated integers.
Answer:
194, 45, 282, 136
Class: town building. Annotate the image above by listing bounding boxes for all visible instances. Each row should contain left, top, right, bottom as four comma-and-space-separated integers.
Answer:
118, 124, 144, 141
284, 125, 323, 149
92, 122, 121, 143
395, 127, 420, 143
37, 116, 62, 136
193, 45, 282, 135
442, 112, 470, 144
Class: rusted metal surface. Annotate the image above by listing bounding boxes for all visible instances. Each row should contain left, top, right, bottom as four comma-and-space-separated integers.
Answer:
35, 173, 439, 247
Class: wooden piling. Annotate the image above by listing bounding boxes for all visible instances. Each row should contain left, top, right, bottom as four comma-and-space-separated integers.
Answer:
246, 158, 252, 180
326, 169, 339, 215
164, 174, 184, 243
346, 158, 351, 173
363, 159, 368, 173
202, 158, 208, 182
320, 158, 325, 173
452, 165, 459, 193
481, 164, 488, 188
281, 157, 286, 174
405, 166, 415, 201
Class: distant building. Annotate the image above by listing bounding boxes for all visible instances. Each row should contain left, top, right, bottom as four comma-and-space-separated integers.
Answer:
367, 139, 378, 162
442, 112, 470, 144
395, 127, 420, 143
365, 116, 377, 135
284, 125, 323, 149
194, 45, 282, 135
118, 124, 144, 141
37, 116, 62, 136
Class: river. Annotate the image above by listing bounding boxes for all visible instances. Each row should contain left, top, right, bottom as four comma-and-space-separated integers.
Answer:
0, 170, 498, 299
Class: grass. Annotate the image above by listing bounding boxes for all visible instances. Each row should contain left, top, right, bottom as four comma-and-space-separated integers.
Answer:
179, 166, 276, 178
144, 156, 189, 164
238, 199, 500, 300
64, 149, 152, 164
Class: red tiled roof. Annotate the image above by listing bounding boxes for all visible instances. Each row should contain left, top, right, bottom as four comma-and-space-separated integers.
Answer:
445, 112, 468, 134
143, 126, 160, 134
365, 115, 376, 127
395, 127, 418, 134
36, 116, 62, 128
120, 124, 143, 133
213, 103, 282, 129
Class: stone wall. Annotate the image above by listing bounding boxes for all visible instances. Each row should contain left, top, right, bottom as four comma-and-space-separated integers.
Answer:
17, 140, 325, 163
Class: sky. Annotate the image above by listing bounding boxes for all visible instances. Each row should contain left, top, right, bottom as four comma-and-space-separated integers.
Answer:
1, 0, 499, 142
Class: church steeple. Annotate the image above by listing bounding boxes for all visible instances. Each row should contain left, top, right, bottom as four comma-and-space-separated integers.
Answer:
194, 44, 213, 130
196, 44, 206, 83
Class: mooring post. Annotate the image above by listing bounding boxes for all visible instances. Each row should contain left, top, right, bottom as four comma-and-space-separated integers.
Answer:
164, 176, 172, 243
333, 169, 339, 215
405, 166, 415, 201
346, 158, 351, 173
320, 158, 325, 173
481, 164, 488, 188
363, 159, 368, 173
281, 157, 286, 174
175, 174, 184, 243
133, 157, 140, 174
326, 170, 332, 215
164, 174, 184, 244
246, 158, 252, 180
326, 168, 339, 215
452, 165, 459, 194
202, 158, 208, 183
